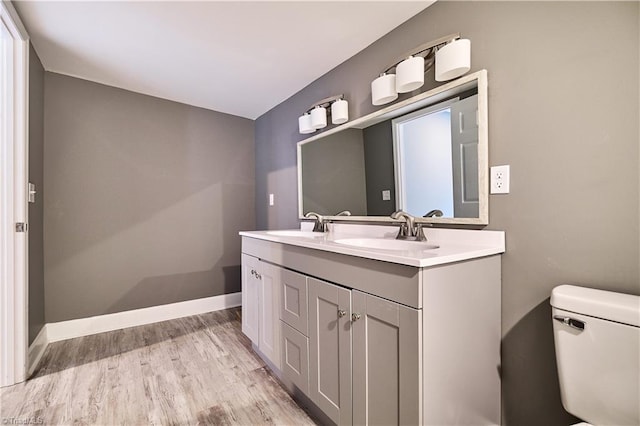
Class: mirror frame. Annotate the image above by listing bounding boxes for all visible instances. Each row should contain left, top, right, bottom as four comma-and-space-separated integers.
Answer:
296, 69, 488, 226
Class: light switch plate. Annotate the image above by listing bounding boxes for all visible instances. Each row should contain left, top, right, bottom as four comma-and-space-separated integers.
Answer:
269, 193, 274, 206
28, 182, 36, 203
382, 190, 391, 201
490, 165, 510, 194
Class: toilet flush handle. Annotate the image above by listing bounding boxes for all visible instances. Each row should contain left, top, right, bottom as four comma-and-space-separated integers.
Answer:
554, 315, 586, 331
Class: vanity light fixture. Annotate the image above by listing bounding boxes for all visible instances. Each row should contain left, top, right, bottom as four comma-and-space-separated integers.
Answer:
298, 113, 315, 134
310, 106, 327, 129
435, 38, 471, 82
331, 99, 349, 124
298, 94, 349, 134
371, 33, 471, 106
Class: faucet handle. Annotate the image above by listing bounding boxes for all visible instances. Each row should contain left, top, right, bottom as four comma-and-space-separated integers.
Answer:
304, 211, 326, 232
414, 223, 428, 241
396, 223, 409, 239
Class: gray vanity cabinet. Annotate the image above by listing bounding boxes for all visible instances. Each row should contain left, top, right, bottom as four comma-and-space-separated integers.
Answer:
241, 253, 281, 370
241, 235, 502, 426
352, 290, 422, 425
308, 277, 353, 426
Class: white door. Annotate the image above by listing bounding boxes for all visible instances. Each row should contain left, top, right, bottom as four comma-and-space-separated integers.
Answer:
0, 2, 29, 387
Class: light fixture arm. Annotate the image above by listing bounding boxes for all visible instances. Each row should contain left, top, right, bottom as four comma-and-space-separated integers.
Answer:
380, 33, 460, 76
304, 94, 344, 114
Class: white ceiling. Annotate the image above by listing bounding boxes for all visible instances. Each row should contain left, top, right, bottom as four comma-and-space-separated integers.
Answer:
15, 1, 434, 119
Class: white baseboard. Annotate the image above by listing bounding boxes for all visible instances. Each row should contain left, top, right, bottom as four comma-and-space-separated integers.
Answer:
46, 292, 242, 343
27, 325, 48, 376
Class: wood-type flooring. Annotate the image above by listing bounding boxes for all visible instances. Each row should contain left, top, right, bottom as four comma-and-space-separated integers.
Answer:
0, 308, 317, 425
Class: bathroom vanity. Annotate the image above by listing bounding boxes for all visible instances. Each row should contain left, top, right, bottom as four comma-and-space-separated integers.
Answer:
239, 68, 501, 424
239, 225, 504, 425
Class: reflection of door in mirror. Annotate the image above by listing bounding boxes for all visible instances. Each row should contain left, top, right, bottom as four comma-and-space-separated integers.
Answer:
451, 95, 479, 218
392, 95, 478, 218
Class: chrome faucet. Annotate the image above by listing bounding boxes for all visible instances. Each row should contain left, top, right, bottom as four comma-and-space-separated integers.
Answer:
424, 209, 443, 218
391, 210, 414, 238
390, 210, 427, 241
335, 210, 352, 217
304, 211, 327, 232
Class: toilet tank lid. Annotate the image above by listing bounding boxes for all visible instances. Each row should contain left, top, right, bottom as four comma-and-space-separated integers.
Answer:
551, 285, 640, 327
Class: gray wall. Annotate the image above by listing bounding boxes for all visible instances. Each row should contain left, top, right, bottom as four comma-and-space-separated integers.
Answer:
254, 2, 639, 425
363, 120, 395, 216
301, 129, 367, 216
28, 45, 45, 344
44, 73, 255, 323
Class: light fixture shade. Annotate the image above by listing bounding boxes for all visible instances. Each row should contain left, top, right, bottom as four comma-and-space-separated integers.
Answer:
371, 73, 398, 106
396, 55, 425, 93
435, 38, 471, 82
298, 113, 315, 134
331, 99, 349, 124
310, 106, 327, 129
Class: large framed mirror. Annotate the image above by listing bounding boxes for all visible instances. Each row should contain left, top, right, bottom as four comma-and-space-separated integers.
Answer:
297, 70, 488, 226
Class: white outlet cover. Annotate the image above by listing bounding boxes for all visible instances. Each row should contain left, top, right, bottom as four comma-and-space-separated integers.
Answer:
382, 190, 391, 201
269, 193, 274, 206
490, 165, 510, 194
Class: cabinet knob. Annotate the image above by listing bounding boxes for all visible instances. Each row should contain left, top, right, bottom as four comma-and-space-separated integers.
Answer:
351, 313, 361, 322
338, 309, 346, 318
250, 269, 255, 276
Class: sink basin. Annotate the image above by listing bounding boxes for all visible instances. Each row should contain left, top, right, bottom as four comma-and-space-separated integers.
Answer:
266, 230, 325, 238
333, 238, 439, 251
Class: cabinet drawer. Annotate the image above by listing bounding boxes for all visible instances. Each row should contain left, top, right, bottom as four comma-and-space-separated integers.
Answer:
281, 321, 309, 395
280, 269, 308, 335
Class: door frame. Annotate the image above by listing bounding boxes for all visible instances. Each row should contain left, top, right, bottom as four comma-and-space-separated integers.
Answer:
0, 0, 29, 388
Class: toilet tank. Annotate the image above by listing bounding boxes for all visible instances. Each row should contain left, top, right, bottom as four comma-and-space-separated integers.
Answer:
551, 285, 640, 426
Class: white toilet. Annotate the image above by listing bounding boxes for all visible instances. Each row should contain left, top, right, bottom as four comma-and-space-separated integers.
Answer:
551, 284, 640, 426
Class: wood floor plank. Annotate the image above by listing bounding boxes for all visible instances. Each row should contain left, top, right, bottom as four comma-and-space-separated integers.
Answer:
1, 307, 317, 426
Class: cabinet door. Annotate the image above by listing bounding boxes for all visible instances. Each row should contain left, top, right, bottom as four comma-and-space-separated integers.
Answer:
281, 321, 309, 395
352, 290, 422, 426
308, 278, 352, 426
258, 261, 281, 369
280, 269, 308, 335
241, 254, 260, 343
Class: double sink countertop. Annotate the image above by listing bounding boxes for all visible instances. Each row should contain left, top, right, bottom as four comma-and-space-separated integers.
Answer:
240, 224, 505, 268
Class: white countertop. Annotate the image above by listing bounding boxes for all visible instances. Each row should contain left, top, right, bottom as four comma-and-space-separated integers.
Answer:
240, 224, 505, 267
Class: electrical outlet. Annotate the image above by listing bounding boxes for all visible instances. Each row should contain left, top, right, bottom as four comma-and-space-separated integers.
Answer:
490, 165, 510, 194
